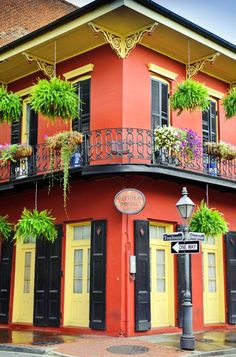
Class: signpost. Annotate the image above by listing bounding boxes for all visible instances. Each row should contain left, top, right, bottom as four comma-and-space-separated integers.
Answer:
171, 241, 200, 254
163, 232, 184, 241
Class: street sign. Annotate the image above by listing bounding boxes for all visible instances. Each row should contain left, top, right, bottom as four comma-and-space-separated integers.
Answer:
189, 232, 205, 241
171, 241, 200, 254
163, 232, 184, 241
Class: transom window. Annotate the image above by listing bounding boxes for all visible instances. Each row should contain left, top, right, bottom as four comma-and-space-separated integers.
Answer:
150, 225, 166, 240
73, 225, 91, 240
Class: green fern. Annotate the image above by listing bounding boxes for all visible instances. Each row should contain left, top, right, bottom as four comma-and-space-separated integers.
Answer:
30, 77, 79, 122
14, 209, 57, 242
189, 201, 228, 237
223, 87, 236, 119
171, 79, 210, 115
0, 216, 12, 240
0, 87, 22, 124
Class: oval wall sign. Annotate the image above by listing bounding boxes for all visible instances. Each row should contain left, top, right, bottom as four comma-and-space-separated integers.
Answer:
114, 189, 146, 214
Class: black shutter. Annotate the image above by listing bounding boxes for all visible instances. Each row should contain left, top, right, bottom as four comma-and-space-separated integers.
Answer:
151, 79, 160, 131
134, 220, 151, 331
72, 79, 90, 133
0, 240, 13, 324
11, 119, 21, 144
89, 220, 106, 330
33, 225, 62, 327
225, 232, 236, 324
28, 107, 38, 146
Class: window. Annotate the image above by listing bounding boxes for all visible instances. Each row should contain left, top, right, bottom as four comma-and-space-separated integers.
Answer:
202, 100, 217, 144
208, 253, 217, 292
72, 79, 90, 133
151, 78, 169, 130
23, 252, 32, 293
73, 249, 83, 293
156, 249, 166, 292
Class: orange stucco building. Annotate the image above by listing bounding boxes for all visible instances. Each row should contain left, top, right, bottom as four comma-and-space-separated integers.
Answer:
0, 0, 235, 337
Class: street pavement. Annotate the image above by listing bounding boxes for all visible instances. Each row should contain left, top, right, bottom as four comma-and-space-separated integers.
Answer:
1, 328, 236, 356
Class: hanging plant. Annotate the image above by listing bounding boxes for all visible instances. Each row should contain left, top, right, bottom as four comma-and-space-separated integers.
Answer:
45, 131, 83, 207
0, 86, 22, 124
222, 87, 236, 119
0, 215, 13, 240
14, 208, 57, 242
170, 79, 210, 115
30, 77, 79, 122
0, 143, 32, 164
205, 141, 236, 160
189, 201, 228, 237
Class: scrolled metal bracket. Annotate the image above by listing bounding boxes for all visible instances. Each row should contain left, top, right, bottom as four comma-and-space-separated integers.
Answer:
89, 21, 158, 59
186, 52, 220, 79
23, 52, 55, 78
230, 82, 236, 89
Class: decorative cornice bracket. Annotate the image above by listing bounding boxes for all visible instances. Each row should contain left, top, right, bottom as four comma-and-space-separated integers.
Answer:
230, 83, 236, 89
89, 22, 158, 59
187, 52, 220, 79
22, 52, 55, 78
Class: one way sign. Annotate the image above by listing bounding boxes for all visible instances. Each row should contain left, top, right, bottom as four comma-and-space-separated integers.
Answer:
171, 241, 200, 254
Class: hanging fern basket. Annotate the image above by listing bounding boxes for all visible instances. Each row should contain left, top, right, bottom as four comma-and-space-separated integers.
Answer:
14, 208, 57, 243
170, 79, 210, 115
45, 131, 83, 208
223, 87, 236, 119
189, 201, 228, 238
0, 215, 13, 240
0, 87, 22, 124
30, 77, 79, 122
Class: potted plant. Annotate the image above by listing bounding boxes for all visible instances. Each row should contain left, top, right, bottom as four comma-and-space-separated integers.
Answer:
30, 77, 79, 122
14, 208, 57, 242
0, 215, 12, 240
189, 201, 228, 237
170, 79, 210, 115
45, 131, 83, 207
0, 86, 22, 124
0, 143, 32, 164
205, 141, 236, 160
223, 87, 236, 119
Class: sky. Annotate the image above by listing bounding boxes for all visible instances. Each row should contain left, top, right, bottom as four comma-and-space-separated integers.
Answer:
69, 0, 236, 45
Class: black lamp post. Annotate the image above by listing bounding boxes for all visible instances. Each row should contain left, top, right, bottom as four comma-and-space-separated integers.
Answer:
176, 187, 195, 350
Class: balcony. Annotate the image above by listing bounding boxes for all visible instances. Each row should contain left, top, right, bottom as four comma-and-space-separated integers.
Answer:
1, 128, 236, 190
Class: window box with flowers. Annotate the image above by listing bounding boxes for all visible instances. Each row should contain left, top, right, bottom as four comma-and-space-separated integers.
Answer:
0, 143, 32, 164
205, 141, 236, 161
154, 126, 202, 163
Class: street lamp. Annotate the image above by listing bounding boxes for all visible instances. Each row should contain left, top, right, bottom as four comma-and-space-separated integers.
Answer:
176, 187, 195, 351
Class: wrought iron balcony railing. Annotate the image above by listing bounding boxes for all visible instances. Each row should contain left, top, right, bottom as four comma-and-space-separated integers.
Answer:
0, 128, 236, 183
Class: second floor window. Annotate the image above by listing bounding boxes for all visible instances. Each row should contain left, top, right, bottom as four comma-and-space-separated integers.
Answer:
151, 78, 169, 131
202, 100, 217, 144
72, 78, 91, 133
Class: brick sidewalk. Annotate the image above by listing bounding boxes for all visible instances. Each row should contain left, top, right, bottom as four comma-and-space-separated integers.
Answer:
53, 335, 189, 357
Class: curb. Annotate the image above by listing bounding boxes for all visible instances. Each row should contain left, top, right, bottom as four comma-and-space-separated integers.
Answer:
0, 344, 48, 354
186, 348, 236, 357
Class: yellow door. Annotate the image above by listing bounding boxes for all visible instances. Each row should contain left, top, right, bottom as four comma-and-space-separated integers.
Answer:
12, 238, 36, 323
150, 223, 174, 327
64, 223, 91, 327
202, 236, 225, 324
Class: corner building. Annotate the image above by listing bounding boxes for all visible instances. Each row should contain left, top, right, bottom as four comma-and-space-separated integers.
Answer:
0, 0, 235, 337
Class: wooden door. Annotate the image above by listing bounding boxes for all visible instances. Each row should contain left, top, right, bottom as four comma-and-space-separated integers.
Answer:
0, 240, 13, 323
64, 223, 91, 327
33, 226, 62, 327
202, 236, 225, 323
149, 223, 174, 328
12, 238, 36, 323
